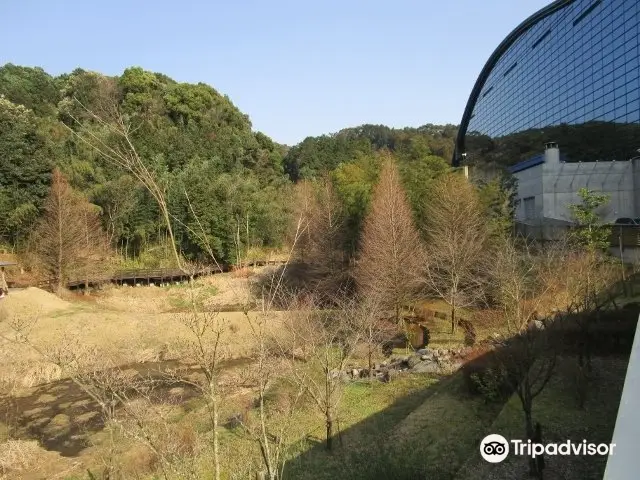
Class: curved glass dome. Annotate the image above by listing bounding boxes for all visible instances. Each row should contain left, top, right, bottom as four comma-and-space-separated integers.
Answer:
454, 0, 640, 168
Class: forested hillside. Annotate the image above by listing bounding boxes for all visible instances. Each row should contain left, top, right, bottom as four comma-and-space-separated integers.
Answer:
0, 63, 290, 265
0, 63, 471, 272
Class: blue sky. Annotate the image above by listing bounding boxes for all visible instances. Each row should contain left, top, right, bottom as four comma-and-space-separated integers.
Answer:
1, 0, 549, 145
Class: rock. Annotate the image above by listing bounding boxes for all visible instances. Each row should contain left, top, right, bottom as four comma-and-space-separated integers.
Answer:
420, 354, 430, 361
417, 348, 429, 356
45, 414, 71, 435
407, 355, 422, 369
351, 368, 360, 378
390, 357, 409, 370
412, 361, 441, 374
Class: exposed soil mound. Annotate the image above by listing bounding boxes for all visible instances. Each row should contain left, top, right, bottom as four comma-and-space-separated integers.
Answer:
0, 287, 71, 318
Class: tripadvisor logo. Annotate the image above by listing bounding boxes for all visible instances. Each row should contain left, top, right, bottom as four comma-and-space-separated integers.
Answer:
480, 434, 509, 463
480, 434, 616, 463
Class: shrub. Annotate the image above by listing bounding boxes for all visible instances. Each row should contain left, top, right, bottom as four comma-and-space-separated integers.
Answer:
461, 347, 517, 400
470, 364, 509, 403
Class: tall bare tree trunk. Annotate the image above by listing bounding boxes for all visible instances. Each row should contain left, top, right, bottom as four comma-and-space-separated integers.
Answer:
325, 410, 333, 451
212, 389, 221, 480
451, 296, 456, 334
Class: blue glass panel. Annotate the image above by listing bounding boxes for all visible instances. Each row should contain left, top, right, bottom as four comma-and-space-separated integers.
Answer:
463, 0, 640, 166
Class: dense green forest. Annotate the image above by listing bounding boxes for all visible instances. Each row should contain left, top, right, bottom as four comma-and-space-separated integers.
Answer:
0, 63, 513, 272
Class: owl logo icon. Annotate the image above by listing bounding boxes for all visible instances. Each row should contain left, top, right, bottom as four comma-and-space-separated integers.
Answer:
480, 434, 509, 463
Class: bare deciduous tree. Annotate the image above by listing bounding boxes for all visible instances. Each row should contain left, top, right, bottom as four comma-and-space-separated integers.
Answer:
424, 173, 489, 333
299, 177, 346, 278
356, 155, 424, 329
239, 311, 304, 480
349, 294, 393, 378
490, 238, 545, 333
61, 92, 188, 272
538, 239, 620, 409
487, 238, 561, 478
277, 294, 362, 451
30, 168, 112, 292
0, 319, 188, 480
171, 302, 229, 480
494, 325, 557, 479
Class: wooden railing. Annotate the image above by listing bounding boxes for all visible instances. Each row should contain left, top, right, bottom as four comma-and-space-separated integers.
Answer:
14, 259, 288, 290
64, 259, 287, 290
66, 266, 222, 289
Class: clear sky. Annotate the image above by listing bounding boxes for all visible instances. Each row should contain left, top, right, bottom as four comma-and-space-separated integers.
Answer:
1, 0, 550, 145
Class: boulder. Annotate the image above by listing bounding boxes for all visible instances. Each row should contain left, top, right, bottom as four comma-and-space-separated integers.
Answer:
412, 361, 441, 374
407, 355, 422, 369
390, 357, 409, 370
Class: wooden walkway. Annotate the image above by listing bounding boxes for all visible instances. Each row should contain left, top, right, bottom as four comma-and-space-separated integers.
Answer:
66, 266, 221, 290
64, 259, 286, 290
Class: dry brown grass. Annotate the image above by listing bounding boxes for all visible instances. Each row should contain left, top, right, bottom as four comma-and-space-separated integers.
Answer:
121, 443, 159, 477
230, 266, 253, 278
0, 440, 43, 474
0, 271, 286, 404
0, 439, 76, 479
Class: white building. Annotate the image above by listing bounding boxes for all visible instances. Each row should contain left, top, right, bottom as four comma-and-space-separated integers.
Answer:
510, 142, 640, 225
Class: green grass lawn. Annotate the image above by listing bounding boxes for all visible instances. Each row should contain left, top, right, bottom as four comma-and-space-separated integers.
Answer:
455, 355, 629, 480
283, 372, 503, 480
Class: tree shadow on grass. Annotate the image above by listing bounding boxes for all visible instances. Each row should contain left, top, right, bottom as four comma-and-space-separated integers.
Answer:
283, 308, 639, 480
0, 360, 203, 457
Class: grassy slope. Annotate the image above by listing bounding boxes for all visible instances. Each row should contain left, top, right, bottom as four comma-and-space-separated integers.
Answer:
280, 353, 628, 480
3, 283, 630, 480
455, 355, 629, 480
280, 372, 502, 480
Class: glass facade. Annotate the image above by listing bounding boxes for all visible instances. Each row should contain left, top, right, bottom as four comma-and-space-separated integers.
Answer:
457, 0, 640, 167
